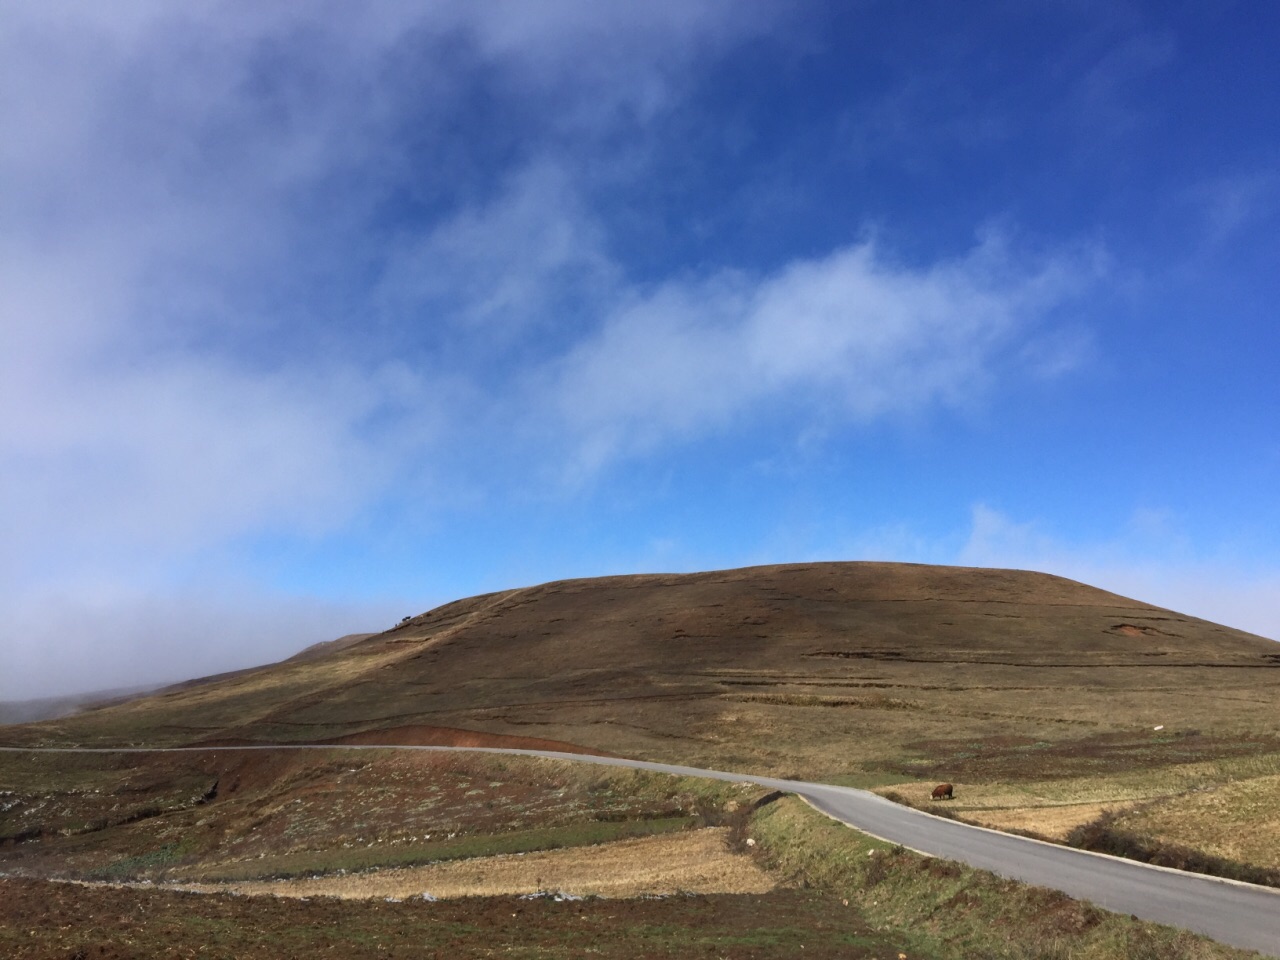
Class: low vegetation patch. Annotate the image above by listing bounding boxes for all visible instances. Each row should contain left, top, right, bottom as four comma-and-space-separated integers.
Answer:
182, 815, 697, 883
0, 750, 772, 885
166, 828, 776, 900
885, 730, 1280, 783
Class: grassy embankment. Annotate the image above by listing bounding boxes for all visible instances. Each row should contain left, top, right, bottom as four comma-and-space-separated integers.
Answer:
163, 815, 697, 883
748, 796, 1264, 960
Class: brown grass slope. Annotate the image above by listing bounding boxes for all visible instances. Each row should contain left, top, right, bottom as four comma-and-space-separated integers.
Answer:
6, 562, 1277, 777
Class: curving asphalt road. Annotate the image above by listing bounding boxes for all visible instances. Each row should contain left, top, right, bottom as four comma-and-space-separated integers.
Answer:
3, 743, 1278, 956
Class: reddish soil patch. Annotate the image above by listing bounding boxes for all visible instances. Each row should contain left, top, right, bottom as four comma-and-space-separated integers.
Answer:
1111, 624, 1151, 637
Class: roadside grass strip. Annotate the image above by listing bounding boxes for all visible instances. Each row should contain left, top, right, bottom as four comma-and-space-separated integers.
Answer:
164, 828, 777, 900
749, 796, 1261, 960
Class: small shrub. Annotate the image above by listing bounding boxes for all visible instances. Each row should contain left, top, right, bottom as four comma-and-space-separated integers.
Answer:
921, 857, 962, 879
863, 849, 890, 886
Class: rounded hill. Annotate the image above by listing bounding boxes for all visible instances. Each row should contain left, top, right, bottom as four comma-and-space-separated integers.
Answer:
7, 562, 1278, 775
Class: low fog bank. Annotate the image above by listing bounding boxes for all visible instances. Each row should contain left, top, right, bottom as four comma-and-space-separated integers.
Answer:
0, 685, 162, 726
0, 587, 414, 703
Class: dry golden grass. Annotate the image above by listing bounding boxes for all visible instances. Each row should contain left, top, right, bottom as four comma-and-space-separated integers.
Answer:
964, 802, 1128, 840
877, 782, 1129, 839
880, 783, 1141, 839
154, 828, 775, 900
876, 751, 1280, 862
1107, 773, 1280, 869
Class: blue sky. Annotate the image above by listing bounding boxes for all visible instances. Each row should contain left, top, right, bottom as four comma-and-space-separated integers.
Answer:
3, 0, 1278, 699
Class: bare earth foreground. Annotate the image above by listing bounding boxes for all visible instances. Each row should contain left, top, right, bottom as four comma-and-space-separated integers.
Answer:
0, 878, 895, 960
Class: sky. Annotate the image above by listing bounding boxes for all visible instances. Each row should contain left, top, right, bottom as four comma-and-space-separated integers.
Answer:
3, 0, 1278, 700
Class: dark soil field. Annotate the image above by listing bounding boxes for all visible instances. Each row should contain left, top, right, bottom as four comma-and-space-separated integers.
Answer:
0, 877, 911, 960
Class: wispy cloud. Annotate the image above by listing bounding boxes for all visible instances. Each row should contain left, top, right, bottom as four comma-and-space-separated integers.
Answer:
1192, 168, 1280, 247
1066, 28, 1177, 146
374, 162, 619, 343
543, 232, 1098, 474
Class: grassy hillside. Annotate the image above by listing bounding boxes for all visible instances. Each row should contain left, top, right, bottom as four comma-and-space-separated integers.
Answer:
6, 562, 1276, 771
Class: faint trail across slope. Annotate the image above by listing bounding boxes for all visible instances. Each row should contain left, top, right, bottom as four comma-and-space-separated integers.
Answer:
3, 743, 1278, 956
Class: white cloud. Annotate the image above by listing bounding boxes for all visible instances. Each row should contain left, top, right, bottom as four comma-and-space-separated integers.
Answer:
1, 356, 394, 568
545, 233, 1096, 473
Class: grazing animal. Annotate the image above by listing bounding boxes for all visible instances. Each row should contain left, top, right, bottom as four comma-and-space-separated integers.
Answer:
931, 783, 954, 801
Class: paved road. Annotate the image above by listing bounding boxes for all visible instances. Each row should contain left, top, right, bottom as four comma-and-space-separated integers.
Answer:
3, 743, 1278, 956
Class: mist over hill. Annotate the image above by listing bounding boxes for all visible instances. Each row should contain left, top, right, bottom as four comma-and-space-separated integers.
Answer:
0, 685, 162, 726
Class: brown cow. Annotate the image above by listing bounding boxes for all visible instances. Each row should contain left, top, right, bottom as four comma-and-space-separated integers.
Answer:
930, 783, 954, 801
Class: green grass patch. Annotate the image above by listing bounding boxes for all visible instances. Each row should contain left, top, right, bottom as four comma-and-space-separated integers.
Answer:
89, 843, 184, 880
